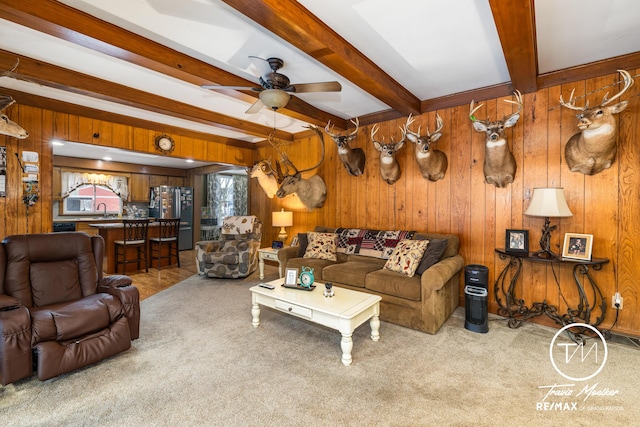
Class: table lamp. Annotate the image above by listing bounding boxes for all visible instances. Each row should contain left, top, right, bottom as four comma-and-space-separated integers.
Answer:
272, 208, 293, 243
524, 188, 573, 259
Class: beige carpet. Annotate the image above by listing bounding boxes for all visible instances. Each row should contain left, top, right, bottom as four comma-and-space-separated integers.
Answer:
1, 265, 639, 426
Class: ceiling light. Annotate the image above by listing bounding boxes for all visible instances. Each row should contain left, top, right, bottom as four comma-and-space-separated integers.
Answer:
51, 140, 65, 146
102, 156, 112, 161
259, 89, 291, 110
186, 159, 194, 163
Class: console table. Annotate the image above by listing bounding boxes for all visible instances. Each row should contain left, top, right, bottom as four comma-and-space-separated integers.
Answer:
494, 248, 609, 329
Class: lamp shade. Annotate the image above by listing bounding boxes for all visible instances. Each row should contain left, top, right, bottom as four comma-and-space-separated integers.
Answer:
272, 209, 293, 227
259, 89, 291, 110
524, 188, 573, 218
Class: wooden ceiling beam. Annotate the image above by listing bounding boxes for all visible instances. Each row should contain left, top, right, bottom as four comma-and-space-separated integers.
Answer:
0, 87, 255, 149
222, 0, 421, 116
488, 0, 538, 94
0, 0, 346, 130
0, 51, 292, 140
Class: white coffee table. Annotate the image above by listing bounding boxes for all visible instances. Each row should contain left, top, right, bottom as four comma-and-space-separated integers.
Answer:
250, 279, 381, 366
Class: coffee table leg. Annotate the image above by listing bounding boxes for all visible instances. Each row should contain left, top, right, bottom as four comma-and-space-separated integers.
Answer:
251, 302, 260, 327
341, 333, 353, 366
370, 314, 380, 342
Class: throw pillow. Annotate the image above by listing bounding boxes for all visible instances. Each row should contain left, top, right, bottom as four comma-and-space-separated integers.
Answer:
297, 233, 309, 257
416, 238, 448, 275
303, 232, 338, 261
383, 239, 429, 277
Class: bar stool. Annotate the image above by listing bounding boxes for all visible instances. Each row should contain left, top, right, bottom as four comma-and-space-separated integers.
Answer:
115, 219, 150, 273
149, 218, 181, 269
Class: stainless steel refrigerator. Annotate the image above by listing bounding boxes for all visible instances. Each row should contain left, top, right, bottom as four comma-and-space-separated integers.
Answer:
149, 186, 194, 250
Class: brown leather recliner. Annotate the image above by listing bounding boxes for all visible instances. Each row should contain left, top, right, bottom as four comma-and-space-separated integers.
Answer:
0, 232, 140, 385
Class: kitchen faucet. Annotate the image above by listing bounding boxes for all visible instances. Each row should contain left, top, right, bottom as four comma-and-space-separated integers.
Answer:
97, 202, 107, 218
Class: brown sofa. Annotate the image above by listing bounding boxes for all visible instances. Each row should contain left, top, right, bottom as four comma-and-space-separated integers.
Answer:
0, 232, 140, 385
278, 226, 464, 334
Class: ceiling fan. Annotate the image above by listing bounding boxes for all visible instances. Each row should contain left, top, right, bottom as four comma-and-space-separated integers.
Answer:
201, 56, 342, 114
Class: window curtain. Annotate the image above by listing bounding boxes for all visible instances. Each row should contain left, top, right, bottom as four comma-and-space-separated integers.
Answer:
206, 173, 247, 223
61, 172, 129, 200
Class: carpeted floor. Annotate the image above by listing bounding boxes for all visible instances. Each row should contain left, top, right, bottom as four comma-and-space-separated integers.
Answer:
1, 266, 639, 426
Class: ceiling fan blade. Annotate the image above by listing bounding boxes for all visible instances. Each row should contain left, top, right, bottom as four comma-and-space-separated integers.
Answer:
248, 56, 273, 78
289, 81, 342, 93
245, 98, 265, 114
201, 84, 261, 91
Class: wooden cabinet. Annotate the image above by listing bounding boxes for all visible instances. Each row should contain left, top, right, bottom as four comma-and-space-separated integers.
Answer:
53, 167, 62, 200
75, 222, 100, 236
129, 173, 150, 202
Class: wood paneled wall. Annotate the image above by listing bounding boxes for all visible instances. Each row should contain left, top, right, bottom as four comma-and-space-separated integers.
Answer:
0, 107, 255, 237
253, 70, 640, 337
2, 72, 638, 336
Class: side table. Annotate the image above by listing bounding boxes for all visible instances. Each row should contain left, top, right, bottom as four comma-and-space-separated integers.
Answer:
258, 247, 282, 279
494, 248, 609, 330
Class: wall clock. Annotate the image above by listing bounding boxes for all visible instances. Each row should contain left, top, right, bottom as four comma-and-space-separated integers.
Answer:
154, 134, 175, 154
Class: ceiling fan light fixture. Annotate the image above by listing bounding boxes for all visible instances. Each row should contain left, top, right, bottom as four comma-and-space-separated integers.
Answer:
259, 89, 291, 110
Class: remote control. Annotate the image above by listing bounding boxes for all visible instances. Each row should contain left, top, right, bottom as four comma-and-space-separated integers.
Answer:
258, 283, 275, 289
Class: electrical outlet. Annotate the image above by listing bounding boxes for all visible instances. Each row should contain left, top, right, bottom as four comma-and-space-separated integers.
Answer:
612, 292, 623, 310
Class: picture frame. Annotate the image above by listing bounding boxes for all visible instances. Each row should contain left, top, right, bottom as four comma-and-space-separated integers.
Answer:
505, 229, 529, 254
290, 235, 299, 247
271, 240, 284, 249
562, 233, 593, 261
285, 268, 299, 286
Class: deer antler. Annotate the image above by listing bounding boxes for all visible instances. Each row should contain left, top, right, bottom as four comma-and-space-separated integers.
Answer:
295, 125, 325, 174
601, 69, 634, 106
325, 117, 359, 140
503, 90, 523, 121
469, 100, 487, 123
559, 88, 587, 111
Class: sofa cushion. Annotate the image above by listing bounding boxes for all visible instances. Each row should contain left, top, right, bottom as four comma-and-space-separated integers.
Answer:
383, 239, 429, 277
296, 233, 309, 257
335, 228, 416, 259
322, 261, 383, 288
303, 232, 338, 261
415, 238, 448, 275
365, 269, 422, 301
204, 251, 240, 265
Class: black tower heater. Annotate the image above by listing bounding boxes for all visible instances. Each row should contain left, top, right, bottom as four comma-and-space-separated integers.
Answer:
464, 264, 489, 333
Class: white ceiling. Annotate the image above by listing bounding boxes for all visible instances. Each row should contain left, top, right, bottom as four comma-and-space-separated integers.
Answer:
1, 0, 639, 168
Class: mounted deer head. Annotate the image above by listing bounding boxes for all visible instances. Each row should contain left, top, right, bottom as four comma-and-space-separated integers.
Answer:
0, 59, 29, 139
559, 69, 634, 175
469, 90, 522, 188
402, 113, 448, 182
371, 123, 405, 185
325, 117, 365, 176
271, 126, 328, 211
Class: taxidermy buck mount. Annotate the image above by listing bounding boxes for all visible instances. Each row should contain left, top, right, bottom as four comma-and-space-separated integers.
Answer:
325, 117, 365, 176
0, 59, 29, 139
559, 69, 634, 175
256, 126, 327, 211
402, 113, 448, 182
469, 90, 523, 188
371, 123, 405, 185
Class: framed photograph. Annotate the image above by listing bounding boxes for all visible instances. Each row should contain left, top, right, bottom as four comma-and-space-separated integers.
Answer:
505, 229, 529, 254
271, 240, 284, 249
285, 268, 299, 286
562, 233, 593, 261
290, 235, 299, 247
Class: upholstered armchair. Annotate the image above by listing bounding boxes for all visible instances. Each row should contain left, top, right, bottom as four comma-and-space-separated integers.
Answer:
0, 232, 140, 385
195, 215, 262, 279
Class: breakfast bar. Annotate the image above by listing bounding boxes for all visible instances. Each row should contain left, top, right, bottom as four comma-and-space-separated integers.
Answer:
89, 221, 172, 274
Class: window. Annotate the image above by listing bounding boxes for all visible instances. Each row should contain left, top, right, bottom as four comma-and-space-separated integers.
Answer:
63, 184, 122, 215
